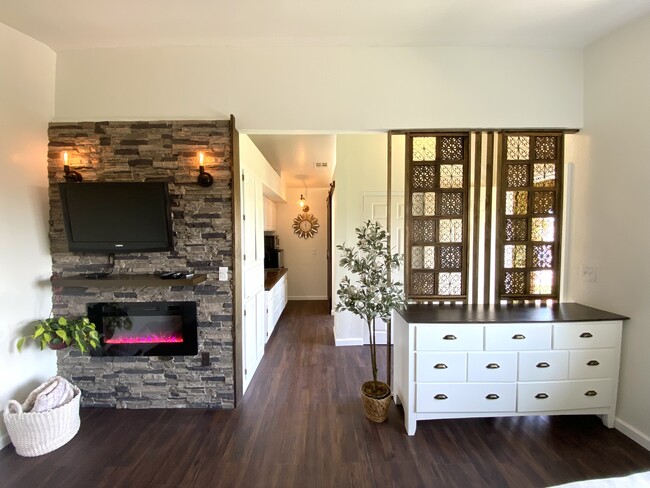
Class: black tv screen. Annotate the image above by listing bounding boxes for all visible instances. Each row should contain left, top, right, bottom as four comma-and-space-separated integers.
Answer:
59, 182, 173, 253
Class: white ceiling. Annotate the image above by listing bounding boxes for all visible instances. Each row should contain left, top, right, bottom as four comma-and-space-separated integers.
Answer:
2, 0, 649, 193
1, 0, 649, 51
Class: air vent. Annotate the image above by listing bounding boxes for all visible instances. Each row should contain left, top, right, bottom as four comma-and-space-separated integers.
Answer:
314, 162, 328, 168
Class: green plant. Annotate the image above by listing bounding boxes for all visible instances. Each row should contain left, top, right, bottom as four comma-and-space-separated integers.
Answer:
335, 220, 405, 398
17, 316, 101, 353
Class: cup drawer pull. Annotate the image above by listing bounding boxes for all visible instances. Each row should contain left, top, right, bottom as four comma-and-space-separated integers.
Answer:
585, 390, 598, 397
536, 362, 550, 368
535, 393, 549, 399
443, 335, 457, 340
434, 394, 448, 400
434, 363, 448, 369
580, 332, 593, 338
512, 334, 526, 340
486, 363, 500, 369
587, 360, 600, 366
485, 394, 500, 400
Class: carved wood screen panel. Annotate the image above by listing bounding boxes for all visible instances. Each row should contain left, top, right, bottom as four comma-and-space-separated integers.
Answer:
496, 133, 564, 300
405, 133, 469, 300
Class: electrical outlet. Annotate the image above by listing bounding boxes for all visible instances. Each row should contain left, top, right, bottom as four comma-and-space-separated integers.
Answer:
580, 265, 597, 283
219, 266, 228, 281
312, 249, 316, 255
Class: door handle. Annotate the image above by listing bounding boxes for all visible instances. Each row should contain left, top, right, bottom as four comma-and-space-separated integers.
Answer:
580, 332, 593, 338
535, 393, 549, 399
434, 363, 448, 369
536, 362, 550, 368
512, 334, 526, 340
485, 394, 500, 400
443, 335, 457, 340
434, 394, 448, 400
486, 363, 500, 369
587, 360, 600, 366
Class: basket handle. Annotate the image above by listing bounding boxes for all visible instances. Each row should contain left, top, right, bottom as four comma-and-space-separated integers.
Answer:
6, 400, 23, 414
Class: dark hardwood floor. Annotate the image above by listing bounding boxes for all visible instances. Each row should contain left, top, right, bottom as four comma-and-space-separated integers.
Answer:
2, 300, 650, 487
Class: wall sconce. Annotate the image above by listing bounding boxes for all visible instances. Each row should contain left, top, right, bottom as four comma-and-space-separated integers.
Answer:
197, 151, 213, 187
298, 194, 306, 208
62, 151, 82, 182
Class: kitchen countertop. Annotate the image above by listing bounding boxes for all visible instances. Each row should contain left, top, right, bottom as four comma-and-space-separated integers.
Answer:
394, 302, 628, 324
264, 268, 288, 291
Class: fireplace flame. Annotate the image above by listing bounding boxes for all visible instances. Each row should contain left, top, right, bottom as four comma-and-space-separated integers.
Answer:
105, 333, 184, 344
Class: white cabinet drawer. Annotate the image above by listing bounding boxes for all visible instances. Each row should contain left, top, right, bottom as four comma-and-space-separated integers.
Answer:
415, 325, 483, 351
467, 352, 517, 382
416, 352, 466, 382
518, 351, 569, 381
553, 322, 621, 350
485, 324, 552, 351
517, 379, 613, 412
416, 383, 516, 413
569, 349, 617, 379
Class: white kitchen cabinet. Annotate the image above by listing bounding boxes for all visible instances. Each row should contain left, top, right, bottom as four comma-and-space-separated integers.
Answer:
265, 271, 288, 342
263, 197, 277, 232
393, 303, 627, 435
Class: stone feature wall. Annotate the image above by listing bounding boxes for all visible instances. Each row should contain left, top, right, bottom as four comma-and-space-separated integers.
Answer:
48, 120, 234, 409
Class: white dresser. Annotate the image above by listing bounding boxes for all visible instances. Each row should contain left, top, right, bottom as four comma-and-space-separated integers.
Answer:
392, 303, 627, 435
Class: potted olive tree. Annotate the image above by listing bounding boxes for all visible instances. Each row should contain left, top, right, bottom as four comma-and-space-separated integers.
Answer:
17, 316, 101, 353
336, 220, 405, 422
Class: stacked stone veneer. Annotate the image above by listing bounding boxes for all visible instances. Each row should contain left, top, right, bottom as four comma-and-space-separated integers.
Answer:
48, 120, 234, 409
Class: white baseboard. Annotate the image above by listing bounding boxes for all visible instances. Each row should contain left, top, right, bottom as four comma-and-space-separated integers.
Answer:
288, 296, 327, 301
616, 417, 650, 451
335, 337, 363, 346
1, 433, 10, 450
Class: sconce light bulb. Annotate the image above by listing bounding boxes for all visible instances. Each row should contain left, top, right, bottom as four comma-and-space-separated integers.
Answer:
63, 151, 69, 165
298, 194, 305, 207
199, 151, 204, 167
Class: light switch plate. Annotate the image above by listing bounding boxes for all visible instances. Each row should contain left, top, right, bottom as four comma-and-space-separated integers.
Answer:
219, 267, 228, 281
580, 264, 597, 282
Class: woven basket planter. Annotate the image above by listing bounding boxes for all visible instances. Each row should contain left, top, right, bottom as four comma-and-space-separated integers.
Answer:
361, 381, 391, 423
3, 385, 81, 457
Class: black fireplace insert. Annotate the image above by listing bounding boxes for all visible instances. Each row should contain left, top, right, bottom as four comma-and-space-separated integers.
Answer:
88, 301, 198, 356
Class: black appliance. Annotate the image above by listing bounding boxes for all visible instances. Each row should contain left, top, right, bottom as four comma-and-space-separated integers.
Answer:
59, 182, 173, 253
88, 301, 198, 357
264, 234, 283, 268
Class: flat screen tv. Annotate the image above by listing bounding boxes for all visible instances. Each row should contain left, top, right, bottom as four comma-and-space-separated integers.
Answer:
59, 182, 173, 253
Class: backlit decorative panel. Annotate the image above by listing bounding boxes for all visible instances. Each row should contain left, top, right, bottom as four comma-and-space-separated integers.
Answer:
530, 270, 553, 295
412, 246, 423, 269
438, 273, 462, 295
504, 245, 527, 268
412, 165, 435, 189
532, 245, 553, 268
423, 246, 436, 269
440, 165, 463, 188
533, 163, 556, 187
438, 219, 463, 243
412, 272, 435, 295
440, 193, 463, 216
424, 192, 436, 216
533, 192, 555, 214
440, 137, 463, 161
506, 136, 530, 160
506, 164, 529, 188
504, 271, 526, 295
531, 217, 555, 242
412, 137, 436, 161
535, 136, 556, 160
505, 191, 528, 215
439, 246, 462, 270
505, 219, 528, 242
412, 193, 424, 216
412, 219, 435, 243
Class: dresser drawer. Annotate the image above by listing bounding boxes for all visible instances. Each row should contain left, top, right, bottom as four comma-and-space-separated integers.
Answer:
553, 322, 621, 350
415, 325, 483, 351
467, 352, 517, 382
416, 383, 516, 413
485, 324, 552, 351
416, 352, 466, 382
518, 351, 568, 381
569, 349, 617, 379
517, 379, 613, 412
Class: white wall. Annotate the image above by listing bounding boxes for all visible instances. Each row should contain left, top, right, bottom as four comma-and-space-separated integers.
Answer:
238, 134, 286, 201
565, 13, 650, 449
54, 46, 582, 130
276, 188, 329, 300
0, 24, 56, 448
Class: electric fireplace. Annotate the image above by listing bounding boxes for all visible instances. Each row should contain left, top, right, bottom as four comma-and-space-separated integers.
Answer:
88, 302, 198, 356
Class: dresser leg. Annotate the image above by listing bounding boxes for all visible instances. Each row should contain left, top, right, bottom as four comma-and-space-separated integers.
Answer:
404, 410, 416, 435
601, 413, 616, 428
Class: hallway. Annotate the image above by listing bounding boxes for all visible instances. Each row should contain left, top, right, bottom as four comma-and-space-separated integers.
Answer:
2, 300, 650, 487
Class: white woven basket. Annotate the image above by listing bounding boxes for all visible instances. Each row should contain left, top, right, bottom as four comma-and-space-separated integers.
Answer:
3, 385, 81, 457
